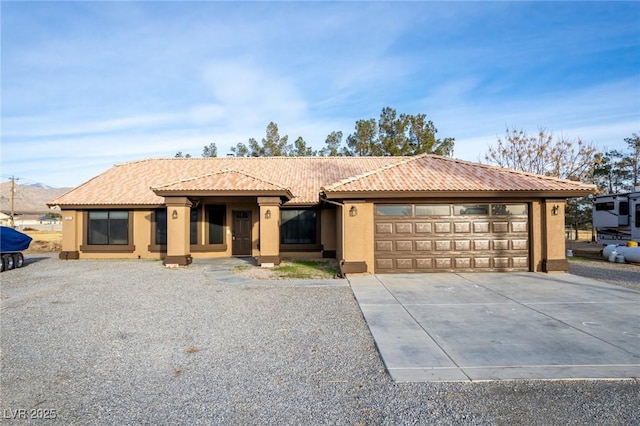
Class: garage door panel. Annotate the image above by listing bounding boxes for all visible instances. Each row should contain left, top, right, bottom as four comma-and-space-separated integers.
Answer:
375, 203, 529, 273
455, 257, 472, 269
376, 258, 393, 270
474, 258, 491, 268
376, 241, 393, 251
454, 222, 471, 233
396, 259, 413, 269
435, 240, 452, 251
434, 222, 451, 233
395, 223, 413, 233
494, 257, 510, 269
512, 239, 528, 250
473, 222, 490, 233
493, 240, 510, 250
435, 258, 452, 269
513, 257, 529, 268
376, 223, 393, 234
395, 241, 413, 251
454, 240, 471, 251
416, 258, 433, 269
415, 223, 432, 233
415, 240, 432, 251
474, 240, 490, 251
512, 221, 528, 232
492, 222, 509, 233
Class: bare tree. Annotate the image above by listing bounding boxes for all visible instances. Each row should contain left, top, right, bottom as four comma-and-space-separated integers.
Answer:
484, 127, 598, 181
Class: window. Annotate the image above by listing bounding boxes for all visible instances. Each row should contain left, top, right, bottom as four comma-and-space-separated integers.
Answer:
636, 205, 640, 228
376, 205, 412, 216
208, 206, 225, 244
491, 204, 528, 216
281, 210, 317, 244
620, 201, 629, 216
453, 205, 489, 216
88, 211, 129, 245
190, 208, 198, 245
595, 202, 615, 211
154, 209, 167, 245
416, 205, 450, 216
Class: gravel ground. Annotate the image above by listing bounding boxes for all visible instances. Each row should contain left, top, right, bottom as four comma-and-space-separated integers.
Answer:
1, 254, 639, 425
568, 257, 640, 291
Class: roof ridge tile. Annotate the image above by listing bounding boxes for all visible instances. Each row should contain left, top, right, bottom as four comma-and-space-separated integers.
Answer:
322, 154, 424, 190
151, 168, 290, 191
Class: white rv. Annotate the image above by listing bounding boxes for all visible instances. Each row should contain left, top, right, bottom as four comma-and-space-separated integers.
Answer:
593, 191, 640, 245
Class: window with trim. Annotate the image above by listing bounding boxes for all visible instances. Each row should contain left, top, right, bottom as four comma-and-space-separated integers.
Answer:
88, 211, 129, 245
190, 208, 198, 245
208, 206, 225, 244
281, 209, 317, 244
154, 209, 167, 245
636, 204, 640, 228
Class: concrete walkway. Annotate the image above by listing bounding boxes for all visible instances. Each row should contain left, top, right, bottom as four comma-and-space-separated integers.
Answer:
348, 272, 640, 382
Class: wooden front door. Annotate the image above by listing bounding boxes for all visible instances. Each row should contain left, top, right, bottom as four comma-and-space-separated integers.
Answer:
232, 211, 252, 256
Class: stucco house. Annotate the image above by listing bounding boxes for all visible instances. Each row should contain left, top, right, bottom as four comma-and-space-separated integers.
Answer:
48, 154, 594, 273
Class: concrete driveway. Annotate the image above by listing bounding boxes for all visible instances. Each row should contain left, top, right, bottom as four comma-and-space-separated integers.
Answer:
348, 272, 640, 382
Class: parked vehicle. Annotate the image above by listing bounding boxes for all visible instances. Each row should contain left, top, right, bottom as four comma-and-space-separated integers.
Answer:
592, 191, 640, 245
0, 226, 32, 272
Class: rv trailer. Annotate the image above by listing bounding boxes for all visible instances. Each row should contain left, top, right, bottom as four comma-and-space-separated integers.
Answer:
592, 191, 640, 245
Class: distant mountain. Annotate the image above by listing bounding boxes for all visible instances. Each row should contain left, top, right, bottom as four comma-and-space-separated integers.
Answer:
0, 182, 72, 214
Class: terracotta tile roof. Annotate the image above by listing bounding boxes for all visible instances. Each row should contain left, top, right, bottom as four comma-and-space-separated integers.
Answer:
321, 154, 596, 194
150, 169, 292, 195
49, 157, 399, 206
49, 155, 594, 207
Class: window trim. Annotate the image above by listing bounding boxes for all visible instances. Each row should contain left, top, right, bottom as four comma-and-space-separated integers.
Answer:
279, 208, 321, 251
149, 209, 167, 253
193, 205, 228, 252
81, 210, 135, 253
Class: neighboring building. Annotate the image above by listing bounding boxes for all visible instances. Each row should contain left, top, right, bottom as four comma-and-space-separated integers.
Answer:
48, 155, 594, 273
0, 212, 10, 226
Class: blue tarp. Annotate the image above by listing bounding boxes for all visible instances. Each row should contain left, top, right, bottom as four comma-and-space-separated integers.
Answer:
0, 226, 33, 252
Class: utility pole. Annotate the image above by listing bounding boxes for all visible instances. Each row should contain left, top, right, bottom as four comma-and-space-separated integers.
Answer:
9, 176, 18, 228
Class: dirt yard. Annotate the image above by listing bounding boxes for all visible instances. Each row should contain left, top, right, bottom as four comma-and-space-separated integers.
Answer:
22, 229, 62, 253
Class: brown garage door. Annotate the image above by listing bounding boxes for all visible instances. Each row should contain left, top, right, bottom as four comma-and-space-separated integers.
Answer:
374, 203, 529, 273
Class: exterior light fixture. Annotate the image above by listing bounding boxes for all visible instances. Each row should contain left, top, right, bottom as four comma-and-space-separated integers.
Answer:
349, 206, 358, 217
551, 205, 560, 216
265, 209, 271, 219
172, 209, 178, 220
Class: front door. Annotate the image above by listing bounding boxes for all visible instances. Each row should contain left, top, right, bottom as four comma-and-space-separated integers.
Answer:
232, 211, 252, 256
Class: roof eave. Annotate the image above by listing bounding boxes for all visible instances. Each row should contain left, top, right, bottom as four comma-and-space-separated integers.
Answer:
152, 189, 294, 200
322, 189, 595, 200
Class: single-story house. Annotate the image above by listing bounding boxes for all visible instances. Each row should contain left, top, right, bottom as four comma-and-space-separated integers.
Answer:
48, 154, 594, 273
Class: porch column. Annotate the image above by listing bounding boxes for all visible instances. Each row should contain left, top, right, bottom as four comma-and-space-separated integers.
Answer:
258, 197, 281, 266
542, 199, 569, 272
164, 197, 192, 267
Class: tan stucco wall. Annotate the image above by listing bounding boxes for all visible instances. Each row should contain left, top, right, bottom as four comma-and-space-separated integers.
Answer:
60, 197, 570, 273
342, 200, 374, 273
257, 197, 281, 264
60, 210, 79, 253
530, 201, 543, 272
320, 205, 337, 253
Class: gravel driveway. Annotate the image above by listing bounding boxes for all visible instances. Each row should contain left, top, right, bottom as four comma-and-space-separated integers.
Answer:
2, 254, 638, 425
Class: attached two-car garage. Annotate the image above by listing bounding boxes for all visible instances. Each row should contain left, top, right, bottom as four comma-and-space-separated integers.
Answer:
374, 203, 530, 273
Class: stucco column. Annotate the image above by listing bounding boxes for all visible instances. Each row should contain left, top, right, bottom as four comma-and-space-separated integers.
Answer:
59, 210, 80, 259
542, 199, 569, 272
258, 197, 281, 266
164, 197, 192, 267
340, 200, 372, 274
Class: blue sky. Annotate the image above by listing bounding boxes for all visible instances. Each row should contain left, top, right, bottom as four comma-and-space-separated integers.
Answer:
2, 1, 639, 188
